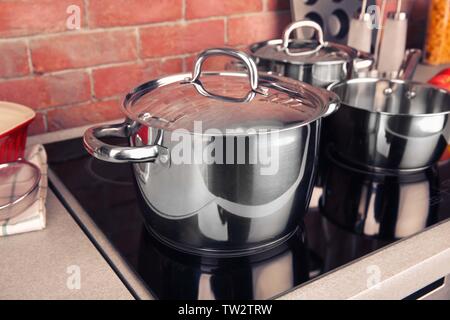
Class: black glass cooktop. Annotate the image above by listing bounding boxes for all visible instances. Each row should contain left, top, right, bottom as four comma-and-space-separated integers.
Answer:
45, 138, 450, 300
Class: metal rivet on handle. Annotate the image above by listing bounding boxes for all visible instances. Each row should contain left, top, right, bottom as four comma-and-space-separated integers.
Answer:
405, 91, 416, 99
383, 88, 393, 96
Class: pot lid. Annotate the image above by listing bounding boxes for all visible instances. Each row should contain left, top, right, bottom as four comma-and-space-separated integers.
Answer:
123, 48, 339, 135
250, 20, 359, 65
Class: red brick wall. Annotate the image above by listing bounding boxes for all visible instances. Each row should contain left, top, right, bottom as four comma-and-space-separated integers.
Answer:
0, 0, 291, 135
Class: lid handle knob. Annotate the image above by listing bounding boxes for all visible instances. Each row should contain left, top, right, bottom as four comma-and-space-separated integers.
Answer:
280, 20, 326, 56
190, 48, 260, 92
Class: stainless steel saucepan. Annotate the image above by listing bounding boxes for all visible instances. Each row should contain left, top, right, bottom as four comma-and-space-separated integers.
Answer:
83, 48, 340, 256
249, 20, 374, 88
326, 78, 450, 172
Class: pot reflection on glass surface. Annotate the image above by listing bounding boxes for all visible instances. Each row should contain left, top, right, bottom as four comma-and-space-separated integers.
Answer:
319, 147, 440, 240
136, 226, 310, 300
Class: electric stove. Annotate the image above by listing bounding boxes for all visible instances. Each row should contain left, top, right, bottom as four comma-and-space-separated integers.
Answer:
45, 137, 450, 300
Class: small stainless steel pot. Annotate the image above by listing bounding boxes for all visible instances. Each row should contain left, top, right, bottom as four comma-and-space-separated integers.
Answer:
249, 20, 374, 88
325, 78, 450, 173
83, 48, 340, 256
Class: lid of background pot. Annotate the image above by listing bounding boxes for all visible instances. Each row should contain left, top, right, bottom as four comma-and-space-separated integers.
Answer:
122, 48, 339, 135
250, 20, 358, 65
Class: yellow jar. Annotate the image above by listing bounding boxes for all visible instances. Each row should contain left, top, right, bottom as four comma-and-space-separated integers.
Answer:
425, 0, 450, 65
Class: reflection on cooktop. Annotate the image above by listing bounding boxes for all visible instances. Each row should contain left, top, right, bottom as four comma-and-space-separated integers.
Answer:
137, 227, 310, 300
320, 148, 442, 239
45, 138, 450, 299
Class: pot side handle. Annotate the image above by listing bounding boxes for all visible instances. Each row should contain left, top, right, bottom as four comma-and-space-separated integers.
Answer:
323, 92, 341, 118
83, 121, 164, 163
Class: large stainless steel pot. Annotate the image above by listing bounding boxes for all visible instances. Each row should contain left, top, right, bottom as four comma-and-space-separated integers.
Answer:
326, 78, 450, 173
249, 20, 374, 88
83, 48, 340, 256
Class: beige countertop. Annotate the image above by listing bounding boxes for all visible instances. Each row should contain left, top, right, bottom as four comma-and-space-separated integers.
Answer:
0, 190, 133, 300
1, 63, 449, 300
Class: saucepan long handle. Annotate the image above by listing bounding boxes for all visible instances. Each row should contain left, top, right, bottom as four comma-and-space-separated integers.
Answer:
397, 49, 422, 80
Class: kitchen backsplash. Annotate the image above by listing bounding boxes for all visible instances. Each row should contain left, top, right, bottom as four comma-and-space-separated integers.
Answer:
0, 0, 290, 135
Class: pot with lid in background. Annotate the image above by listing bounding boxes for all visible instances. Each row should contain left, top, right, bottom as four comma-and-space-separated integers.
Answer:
249, 20, 374, 88
83, 48, 340, 257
